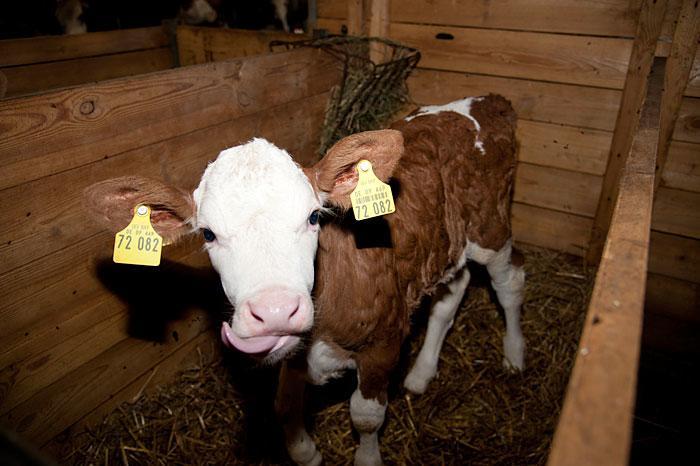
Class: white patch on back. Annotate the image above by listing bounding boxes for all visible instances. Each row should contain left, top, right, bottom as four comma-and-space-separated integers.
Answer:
405, 97, 486, 154
307, 340, 356, 385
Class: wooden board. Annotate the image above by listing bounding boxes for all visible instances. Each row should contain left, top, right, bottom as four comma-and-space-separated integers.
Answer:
652, 187, 700, 239
389, 23, 633, 89
648, 231, 700, 283
511, 203, 592, 256
646, 273, 700, 323
661, 140, 700, 191
548, 54, 663, 466
1, 309, 211, 446
0, 48, 337, 191
514, 164, 601, 218
408, 69, 622, 131
2, 48, 174, 98
0, 27, 170, 67
176, 25, 306, 66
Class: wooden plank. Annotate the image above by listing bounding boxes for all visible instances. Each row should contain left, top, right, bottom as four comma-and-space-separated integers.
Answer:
511, 203, 592, 257
649, 231, 700, 283
389, 0, 682, 39
0, 252, 217, 416
652, 186, 700, 239
0, 90, 329, 277
517, 121, 610, 176
662, 140, 700, 192
588, 0, 669, 263
646, 273, 700, 323
318, 0, 347, 19
686, 50, 700, 97
347, 0, 366, 35
514, 164, 601, 218
548, 55, 663, 466
671, 95, 700, 143
176, 26, 305, 66
369, 0, 390, 63
408, 69, 622, 131
0, 48, 339, 191
48, 331, 221, 449
2, 47, 174, 98
656, 0, 700, 192
0, 27, 170, 67
0, 309, 211, 446
389, 23, 633, 89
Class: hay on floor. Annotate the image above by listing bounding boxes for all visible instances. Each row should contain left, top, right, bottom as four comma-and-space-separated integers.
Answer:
59, 245, 594, 465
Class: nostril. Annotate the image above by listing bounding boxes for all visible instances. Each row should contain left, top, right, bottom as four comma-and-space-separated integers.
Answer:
289, 306, 299, 320
250, 310, 265, 323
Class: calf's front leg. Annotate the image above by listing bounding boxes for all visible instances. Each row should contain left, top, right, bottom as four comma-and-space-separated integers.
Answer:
275, 360, 321, 466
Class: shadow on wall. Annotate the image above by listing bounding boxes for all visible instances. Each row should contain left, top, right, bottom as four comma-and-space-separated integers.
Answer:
95, 258, 228, 342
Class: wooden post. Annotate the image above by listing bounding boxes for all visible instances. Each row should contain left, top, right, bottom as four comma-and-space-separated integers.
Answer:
548, 58, 665, 466
587, 0, 668, 263
347, 0, 366, 36
655, 0, 700, 193
369, 0, 390, 63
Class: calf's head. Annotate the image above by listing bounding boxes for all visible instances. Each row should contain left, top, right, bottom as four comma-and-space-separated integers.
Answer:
85, 131, 403, 363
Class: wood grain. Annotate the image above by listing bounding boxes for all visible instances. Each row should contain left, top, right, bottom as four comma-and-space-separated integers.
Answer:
514, 164, 601, 218
657, 0, 700, 191
648, 230, 700, 283
2, 48, 174, 99
1, 309, 211, 446
0, 48, 339, 191
0, 91, 329, 277
176, 26, 305, 66
548, 50, 662, 466
0, 27, 170, 67
652, 186, 700, 239
389, 23, 632, 89
588, 0, 668, 263
661, 140, 700, 192
511, 203, 592, 256
408, 69, 622, 131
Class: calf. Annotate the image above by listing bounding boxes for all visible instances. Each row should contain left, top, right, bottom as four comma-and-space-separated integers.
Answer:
85, 94, 524, 466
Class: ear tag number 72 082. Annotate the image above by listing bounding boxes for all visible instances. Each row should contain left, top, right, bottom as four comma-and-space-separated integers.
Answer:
113, 205, 163, 266
350, 159, 396, 221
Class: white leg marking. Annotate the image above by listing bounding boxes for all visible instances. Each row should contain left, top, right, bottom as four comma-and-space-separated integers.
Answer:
306, 340, 356, 385
350, 382, 386, 466
484, 240, 525, 370
275, 362, 322, 466
404, 268, 471, 394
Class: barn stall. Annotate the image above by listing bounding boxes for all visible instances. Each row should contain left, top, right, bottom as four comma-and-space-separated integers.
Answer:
0, 0, 698, 464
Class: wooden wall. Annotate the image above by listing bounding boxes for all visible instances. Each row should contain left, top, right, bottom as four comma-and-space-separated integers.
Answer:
0, 27, 176, 99
0, 48, 340, 448
316, 0, 700, 341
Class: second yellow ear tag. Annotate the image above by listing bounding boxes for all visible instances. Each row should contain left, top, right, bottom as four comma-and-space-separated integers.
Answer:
350, 160, 396, 221
113, 205, 163, 266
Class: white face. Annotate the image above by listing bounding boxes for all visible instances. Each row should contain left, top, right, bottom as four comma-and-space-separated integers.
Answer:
193, 139, 322, 363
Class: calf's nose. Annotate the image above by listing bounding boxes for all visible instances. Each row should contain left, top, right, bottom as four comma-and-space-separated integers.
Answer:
245, 290, 302, 333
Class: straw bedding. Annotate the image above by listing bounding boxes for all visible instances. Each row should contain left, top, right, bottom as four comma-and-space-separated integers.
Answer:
59, 245, 594, 465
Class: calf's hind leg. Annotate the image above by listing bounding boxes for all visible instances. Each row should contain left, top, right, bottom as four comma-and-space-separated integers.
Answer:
485, 241, 525, 370
404, 267, 471, 394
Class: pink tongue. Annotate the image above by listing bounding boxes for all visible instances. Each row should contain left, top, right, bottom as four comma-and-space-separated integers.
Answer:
221, 322, 282, 354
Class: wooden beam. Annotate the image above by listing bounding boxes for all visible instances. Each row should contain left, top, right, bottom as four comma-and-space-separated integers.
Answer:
347, 0, 366, 35
369, 0, 390, 62
656, 0, 700, 192
548, 58, 665, 466
588, 0, 668, 264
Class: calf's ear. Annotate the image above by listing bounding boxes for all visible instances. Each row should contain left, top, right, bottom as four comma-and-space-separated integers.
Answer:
310, 129, 404, 209
84, 176, 195, 243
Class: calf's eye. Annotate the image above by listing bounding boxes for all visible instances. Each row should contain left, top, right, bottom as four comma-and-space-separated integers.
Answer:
202, 228, 216, 242
308, 210, 320, 226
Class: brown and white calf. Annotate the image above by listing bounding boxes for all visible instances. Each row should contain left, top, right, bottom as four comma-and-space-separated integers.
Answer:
85, 94, 524, 466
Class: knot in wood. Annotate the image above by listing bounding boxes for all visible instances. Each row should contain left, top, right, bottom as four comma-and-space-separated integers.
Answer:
80, 100, 95, 115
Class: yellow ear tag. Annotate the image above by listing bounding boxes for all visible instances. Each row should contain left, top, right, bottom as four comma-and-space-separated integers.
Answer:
113, 205, 163, 266
350, 159, 396, 221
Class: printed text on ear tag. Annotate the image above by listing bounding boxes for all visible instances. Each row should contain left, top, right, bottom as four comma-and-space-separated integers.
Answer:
350, 159, 396, 221
113, 205, 163, 266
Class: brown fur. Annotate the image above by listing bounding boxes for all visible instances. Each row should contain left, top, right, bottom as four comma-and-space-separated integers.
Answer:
312, 94, 517, 400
